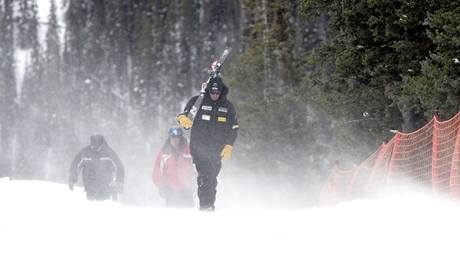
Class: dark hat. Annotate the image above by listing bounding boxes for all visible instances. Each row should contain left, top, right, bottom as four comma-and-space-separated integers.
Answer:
208, 77, 224, 93
168, 127, 183, 137
90, 134, 106, 150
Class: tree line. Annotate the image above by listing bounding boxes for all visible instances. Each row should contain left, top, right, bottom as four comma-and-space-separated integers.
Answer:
1, 0, 458, 205
301, 0, 460, 165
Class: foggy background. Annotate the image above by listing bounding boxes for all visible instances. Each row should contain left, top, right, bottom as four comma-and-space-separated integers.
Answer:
2, 1, 460, 257
0, 0, 330, 208
4, 0, 456, 208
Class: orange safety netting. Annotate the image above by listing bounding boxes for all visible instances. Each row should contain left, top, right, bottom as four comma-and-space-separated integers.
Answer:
319, 111, 460, 205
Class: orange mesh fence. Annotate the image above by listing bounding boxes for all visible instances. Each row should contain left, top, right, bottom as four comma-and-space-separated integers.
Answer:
433, 113, 460, 193
347, 147, 382, 198
387, 119, 434, 188
450, 129, 460, 197
319, 166, 354, 205
319, 111, 460, 205
365, 138, 395, 193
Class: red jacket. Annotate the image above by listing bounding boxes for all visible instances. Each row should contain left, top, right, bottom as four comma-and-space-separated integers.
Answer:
152, 142, 194, 191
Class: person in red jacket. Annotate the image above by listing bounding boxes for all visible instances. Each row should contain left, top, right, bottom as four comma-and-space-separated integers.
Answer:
152, 127, 195, 208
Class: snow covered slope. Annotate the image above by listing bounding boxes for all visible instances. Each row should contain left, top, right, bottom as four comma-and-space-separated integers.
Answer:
1, 178, 459, 259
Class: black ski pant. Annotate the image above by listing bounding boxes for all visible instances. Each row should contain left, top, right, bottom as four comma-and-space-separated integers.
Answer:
85, 182, 112, 201
194, 157, 221, 210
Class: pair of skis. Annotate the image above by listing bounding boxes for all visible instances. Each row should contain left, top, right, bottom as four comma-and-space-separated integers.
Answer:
186, 47, 232, 121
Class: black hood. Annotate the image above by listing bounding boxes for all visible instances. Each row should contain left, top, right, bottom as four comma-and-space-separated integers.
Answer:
90, 134, 107, 150
205, 76, 229, 98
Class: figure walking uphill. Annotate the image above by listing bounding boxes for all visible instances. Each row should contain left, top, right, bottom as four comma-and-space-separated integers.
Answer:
152, 127, 195, 208
177, 76, 239, 211
69, 134, 125, 201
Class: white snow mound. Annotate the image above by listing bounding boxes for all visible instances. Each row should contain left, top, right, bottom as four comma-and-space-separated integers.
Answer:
1, 179, 459, 259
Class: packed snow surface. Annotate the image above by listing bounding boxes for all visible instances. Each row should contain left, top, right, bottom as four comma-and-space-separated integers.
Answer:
1, 178, 459, 259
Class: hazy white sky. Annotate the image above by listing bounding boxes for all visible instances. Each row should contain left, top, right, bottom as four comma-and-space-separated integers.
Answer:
37, 0, 65, 45
37, 0, 51, 20
1, 179, 459, 259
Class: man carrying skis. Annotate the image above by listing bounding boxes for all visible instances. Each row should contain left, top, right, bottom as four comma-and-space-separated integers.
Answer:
176, 76, 239, 211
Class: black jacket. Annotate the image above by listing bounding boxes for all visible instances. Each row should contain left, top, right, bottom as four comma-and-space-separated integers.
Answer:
69, 138, 124, 188
181, 82, 239, 161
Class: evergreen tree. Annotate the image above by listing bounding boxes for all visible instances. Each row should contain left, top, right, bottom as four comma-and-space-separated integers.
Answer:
301, 0, 441, 164
0, 0, 17, 178
43, 0, 67, 181
45, 0, 60, 87
17, 0, 36, 49
64, 0, 88, 131
129, 0, 157, 136
17, 0, 47, 179
226, 0, 330, 201
101, 0, 130, 129
402, 1, 460, 119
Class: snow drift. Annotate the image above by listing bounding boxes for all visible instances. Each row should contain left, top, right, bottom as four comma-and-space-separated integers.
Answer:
1, 178, 459, 259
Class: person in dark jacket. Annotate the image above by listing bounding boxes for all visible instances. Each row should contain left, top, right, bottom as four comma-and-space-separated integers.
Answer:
152, 127, 195, 208
69, 134, 125, 201
176, 76, 239, 211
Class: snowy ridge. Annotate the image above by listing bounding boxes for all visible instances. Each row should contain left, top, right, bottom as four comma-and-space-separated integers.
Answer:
1, 180, 459, 259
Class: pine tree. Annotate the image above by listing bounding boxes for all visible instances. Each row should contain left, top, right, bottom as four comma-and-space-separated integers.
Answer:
64, 0, 88, 129
17, 0, 36, 49
42, 0, 67, 181
45, 0, 60, 87
129, 0, 157, 135
0, 0, 17, 178
402, 1, 460, 119
301, 0, 441, 163
16, 0, 47, 179
226, 0, 330, 193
